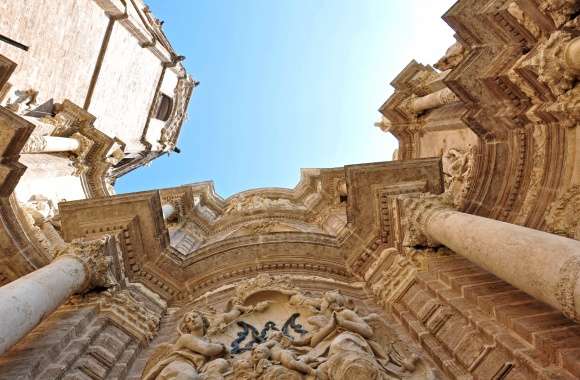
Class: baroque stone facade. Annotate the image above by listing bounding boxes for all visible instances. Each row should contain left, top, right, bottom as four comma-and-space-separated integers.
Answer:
0, 1, 579, 379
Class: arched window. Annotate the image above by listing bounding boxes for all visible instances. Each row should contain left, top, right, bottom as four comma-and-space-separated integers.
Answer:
155, 93, 173, 122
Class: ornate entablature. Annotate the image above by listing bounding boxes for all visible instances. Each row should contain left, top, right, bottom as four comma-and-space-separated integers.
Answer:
378, 0, 579, 233
51, 160, 442, 308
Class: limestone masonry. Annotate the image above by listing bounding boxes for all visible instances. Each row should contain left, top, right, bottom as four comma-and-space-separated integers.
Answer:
0, 0, 579, 379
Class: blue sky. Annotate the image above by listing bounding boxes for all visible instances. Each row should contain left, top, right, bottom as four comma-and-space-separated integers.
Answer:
115, 0, 457, 197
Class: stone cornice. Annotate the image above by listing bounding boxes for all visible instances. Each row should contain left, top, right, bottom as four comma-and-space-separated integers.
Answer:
0, 107, 34, 197
57, 160, 444, 305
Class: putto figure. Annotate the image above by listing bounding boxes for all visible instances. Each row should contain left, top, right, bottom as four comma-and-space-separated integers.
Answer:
142, 310, 230, 380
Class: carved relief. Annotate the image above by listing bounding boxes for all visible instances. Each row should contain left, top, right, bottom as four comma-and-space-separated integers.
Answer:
514, 126, 547, 226
369, 252, 417, 306
398, 193, 455, 248
142, 276, 434, 379
142, 310, 230, 379
19, 194, 64, 252
20, 134, 48, 153
224, 195, 305, 214
441, 146, 475, 208
434, 42, 467, 71
539, 0, 579, 28
554, 256, 580, 321
545, 185, 580, 239
5, 88, 38, 114
531, 30, 579, 96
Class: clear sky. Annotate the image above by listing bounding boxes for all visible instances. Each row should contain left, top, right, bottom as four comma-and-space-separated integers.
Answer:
115, 0, 457, 198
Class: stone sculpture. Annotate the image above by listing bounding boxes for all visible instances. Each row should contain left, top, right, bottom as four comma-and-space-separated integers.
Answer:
441, 146, 474, 207
142, 311, 230, 380
224, 195, 303, 214
143, 276, 430, 379
207, 300, 272, 334
5, 88, 38, 114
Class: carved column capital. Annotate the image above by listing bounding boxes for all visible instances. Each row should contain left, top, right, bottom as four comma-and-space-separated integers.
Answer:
531, 30, 579, 96
53, 236, 116, 291
398, 194, 455, 247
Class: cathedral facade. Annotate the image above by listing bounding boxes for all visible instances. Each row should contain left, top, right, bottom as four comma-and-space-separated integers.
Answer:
0, 0, 579, 379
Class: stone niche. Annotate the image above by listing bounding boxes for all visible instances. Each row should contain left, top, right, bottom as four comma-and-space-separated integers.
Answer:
140, 274, 440, 380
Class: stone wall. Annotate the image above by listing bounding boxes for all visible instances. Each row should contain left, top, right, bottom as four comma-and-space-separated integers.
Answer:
0, 0, 109, 106
0, 288, 165, 379
369, 250, 580, 379
88, 22, 163, 151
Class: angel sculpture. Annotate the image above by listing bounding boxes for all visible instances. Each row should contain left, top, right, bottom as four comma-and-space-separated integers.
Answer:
250, 336, 315, 380
292, 291, 422, 380
256, 331, 316, 376
207, 300, 272, 333
142, 310, 230, 380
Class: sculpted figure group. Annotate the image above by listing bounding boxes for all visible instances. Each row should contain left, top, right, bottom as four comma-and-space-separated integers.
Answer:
143, 289, 429, 380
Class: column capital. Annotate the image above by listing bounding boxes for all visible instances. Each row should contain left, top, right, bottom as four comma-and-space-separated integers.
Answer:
53, 236, 116, 292
398, 193, 455, 247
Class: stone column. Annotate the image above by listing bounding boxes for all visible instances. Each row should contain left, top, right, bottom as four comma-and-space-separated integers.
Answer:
0, 237, 113, 355
565, 36, 580, 74
162, 203, 176, 220
21, 135, 80, 153
412, 88, 459, 113
403, 195, 580, 322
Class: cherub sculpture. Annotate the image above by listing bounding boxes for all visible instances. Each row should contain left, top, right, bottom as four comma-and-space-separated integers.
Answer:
208, 300, 272, 333
142, 310, 230, 380
292, 290, 420, 380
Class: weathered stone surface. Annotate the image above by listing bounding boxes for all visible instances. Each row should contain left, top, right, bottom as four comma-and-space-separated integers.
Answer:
0, 0, 578, 379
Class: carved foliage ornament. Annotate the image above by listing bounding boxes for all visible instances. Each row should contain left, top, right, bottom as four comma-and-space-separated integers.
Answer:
53, 236, 116, 291
540, 0, 579, 28
545, 185, 580, 240
398, 193, 455, 248
531, 30, 579, 97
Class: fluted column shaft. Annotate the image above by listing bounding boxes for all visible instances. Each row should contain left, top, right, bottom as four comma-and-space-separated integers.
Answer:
0, 237, 111, 355
410, 198, 580, 321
